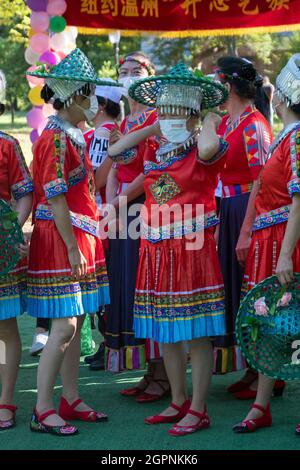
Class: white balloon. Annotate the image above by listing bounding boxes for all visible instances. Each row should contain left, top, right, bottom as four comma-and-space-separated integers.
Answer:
50, 32, 69, 52
24, 47, 40, 65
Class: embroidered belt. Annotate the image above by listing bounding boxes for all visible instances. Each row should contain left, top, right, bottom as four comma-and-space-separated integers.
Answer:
141, 211, 219, 243
222, 182, 253, 198
35, 204, 98, 237
252, 205, 290, 231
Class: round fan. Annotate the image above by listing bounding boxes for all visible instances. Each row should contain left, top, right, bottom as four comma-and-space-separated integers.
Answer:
236, 274, 300, 381
0, 199, 24, 276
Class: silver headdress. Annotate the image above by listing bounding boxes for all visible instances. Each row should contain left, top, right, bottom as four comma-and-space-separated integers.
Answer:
276, 54, 300, 107
157, 83, 202, 115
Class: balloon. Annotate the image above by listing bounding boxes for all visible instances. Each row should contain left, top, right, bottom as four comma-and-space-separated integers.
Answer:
30, 129, 39, 144
47, 0, 67, 16
27, 66, 45, 87
24, 47, 40, 65
28, 86, 44, 106
30, 33, 50, 54
65, 26, 78, 40
42, 103, 55, 118
38, 119, 47, 136
49, 32, 68, 52
39, 50, 60, 65
27, 107, 44, 129
49, 16, 67, 33
27, 0, 49, 11
30, 12, 50, 32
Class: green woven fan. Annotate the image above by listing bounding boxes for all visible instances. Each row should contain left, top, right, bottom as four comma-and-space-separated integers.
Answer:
0, 199, 24, 277
236, 274, 300, 381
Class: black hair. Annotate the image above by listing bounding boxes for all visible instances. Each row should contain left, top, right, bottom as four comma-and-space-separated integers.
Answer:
0, 103, 5, 116
290, 102, 300, 118
217, 56, 271, 122
97, 96, 120, 119
40, 83, 92, 110
118, 51, 156, 76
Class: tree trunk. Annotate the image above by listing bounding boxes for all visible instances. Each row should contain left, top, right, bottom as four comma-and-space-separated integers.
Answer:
226, 36, 238, 56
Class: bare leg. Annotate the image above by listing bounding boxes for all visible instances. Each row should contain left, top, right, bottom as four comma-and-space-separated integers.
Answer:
60, 315, 96, 412
175, 338, 213, 427
149, 342, 187, 418
240, 373, 275, 421
0, 318, 21, 420
36, 317, 77, 426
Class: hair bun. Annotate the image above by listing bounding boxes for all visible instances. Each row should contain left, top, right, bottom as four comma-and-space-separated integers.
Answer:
240, 62, 256, 82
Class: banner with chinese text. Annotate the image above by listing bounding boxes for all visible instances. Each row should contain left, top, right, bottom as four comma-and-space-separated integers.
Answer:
65, 0, 300, 37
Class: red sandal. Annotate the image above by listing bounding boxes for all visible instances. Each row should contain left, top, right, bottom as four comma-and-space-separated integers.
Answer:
145, 400, 191, 425
59, 397, 108, 422
168, 407, 210, 436
120, 374, 153, 397
0, 404, 17, 431
30, 409, 79, 436
233, 403, 272, 433
136, 379, 170, 403
234, 380, 285, 400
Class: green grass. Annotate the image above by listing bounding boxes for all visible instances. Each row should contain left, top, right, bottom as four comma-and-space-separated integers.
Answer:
1, 314, 300, 450
0, 111, 30, 134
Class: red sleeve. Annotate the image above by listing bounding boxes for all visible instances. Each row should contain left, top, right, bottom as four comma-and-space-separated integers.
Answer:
8, 137, 33, 200
34, 129, 69, 199
242, 119, 272, 181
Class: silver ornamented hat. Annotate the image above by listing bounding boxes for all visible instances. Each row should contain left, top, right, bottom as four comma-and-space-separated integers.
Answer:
0, 70, 6, 104
276, 54, 300, 106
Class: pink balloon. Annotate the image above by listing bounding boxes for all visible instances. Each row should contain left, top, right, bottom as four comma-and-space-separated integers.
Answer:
42, 103, 55, 118
39, 50, 60, 65
27, 66, 45, 86
27, 107, 44, 129
30, 12, 50, 32
49, 32, 68, 52
38, 119, 47, 135
24, 47, 40, 65
47, 0, 67, 16
30, 33, 50, 54
30, 129, 39, 144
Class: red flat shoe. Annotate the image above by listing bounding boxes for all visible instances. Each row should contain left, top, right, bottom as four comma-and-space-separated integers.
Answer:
233, 403, 272, 433
0, 404, 17, 431
59, 397, 108, 422
295, 423, 300, 436
168, 407, 210, 436
145, 400, 191, 425
30, 409, 79, 436
234, 380, 285, 400
120, 374, 152, 397
136, 380, 170, 403
227, 370, 258, 394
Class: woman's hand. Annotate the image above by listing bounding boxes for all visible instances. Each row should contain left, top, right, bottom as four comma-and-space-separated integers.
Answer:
68, 245, 87, 279
236, 231, 252, 266
276, 253, 294, 286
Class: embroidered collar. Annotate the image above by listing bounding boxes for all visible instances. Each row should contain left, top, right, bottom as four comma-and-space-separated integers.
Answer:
268, 121, 300, 159
224, 104, 256, 139
47, 115, 86, 149
124, 108, 155, 133
155, 132, 199, 163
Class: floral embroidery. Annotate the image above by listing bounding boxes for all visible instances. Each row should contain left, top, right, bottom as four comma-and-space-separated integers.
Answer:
43, 178, 68, 199
288, 128, 300, 194
252, 205, 290, 231
144, 148, 191, 175
11, 179, 33, 200
149, 173, 181, 205
111, 147, 137, 164
68, 165, 86, 188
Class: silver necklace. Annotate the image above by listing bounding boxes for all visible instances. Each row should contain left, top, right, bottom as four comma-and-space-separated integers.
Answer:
156, 132, 199, 163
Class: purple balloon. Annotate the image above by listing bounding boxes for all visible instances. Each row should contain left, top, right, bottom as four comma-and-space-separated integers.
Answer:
30, 129, 39, 144
27, 107, 44, 129
27, 0, 48, 12
39, 51, 60, 65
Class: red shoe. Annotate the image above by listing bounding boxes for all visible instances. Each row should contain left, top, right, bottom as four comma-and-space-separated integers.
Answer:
227, 370, 258, 394
30, 409, 79, 436
59, 397, 108, 422
0, 405, 17, 431
233, 403, 272, 433
168, 407, 210, 436
295, 423, 300, 436
234, 380, 285, 400
145, 400, 191, 425
120, 374, 152, 397
136, 380, 170, 403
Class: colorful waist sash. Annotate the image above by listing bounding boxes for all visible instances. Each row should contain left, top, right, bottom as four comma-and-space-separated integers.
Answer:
252, 205, 290, 231
222, 182, 253, 198
141, 211, 219, 244
35, 204, 98, 237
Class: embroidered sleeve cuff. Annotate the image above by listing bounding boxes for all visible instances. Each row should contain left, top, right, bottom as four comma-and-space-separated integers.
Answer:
288, 178, 300, 197
11, 179, 34, 200
111, 147, 137, 164
44, 178, 68, 199
198, 138, 228, 166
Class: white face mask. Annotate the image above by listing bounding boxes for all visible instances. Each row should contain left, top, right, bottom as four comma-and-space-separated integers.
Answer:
118, 76, 141, 97
75, 95, 99, 121
159, 119, 191, 144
